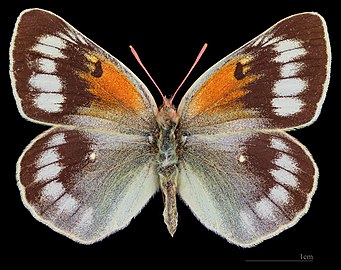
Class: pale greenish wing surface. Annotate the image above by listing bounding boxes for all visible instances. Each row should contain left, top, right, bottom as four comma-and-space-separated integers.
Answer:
178, 131, 317, 247
17, 127, 158, 244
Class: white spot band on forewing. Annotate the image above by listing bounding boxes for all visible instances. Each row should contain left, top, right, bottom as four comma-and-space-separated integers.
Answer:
271, 97, 303, 116
76, 34, 88, 45
38, 35, 67, 49
38, 58, 57, 73
273, 39, 302, 52
262, 35, 280, 47
29, 74, 62, 92
280, 62, 303, 78
31, 34, 67, 59
274, 48, 307, 63
58, 32, 77, 44
34, 93, 65, 113
32, 43, 66, 59
273, 78, 307, 97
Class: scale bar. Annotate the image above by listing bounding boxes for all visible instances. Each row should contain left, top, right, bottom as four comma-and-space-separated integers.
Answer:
245, 259, 313, 263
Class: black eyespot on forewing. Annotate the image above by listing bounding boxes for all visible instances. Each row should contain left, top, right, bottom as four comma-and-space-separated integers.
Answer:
91, 60, 103, 78
234, 62, 246, 80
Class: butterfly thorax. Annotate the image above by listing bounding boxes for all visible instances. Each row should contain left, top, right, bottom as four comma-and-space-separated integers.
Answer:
156, 99, 179, 236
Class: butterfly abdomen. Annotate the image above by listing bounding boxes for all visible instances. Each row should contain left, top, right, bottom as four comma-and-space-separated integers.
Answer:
156, 101, 180, 236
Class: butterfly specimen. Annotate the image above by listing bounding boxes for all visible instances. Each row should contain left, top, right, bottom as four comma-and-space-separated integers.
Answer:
10, 9, 331, 247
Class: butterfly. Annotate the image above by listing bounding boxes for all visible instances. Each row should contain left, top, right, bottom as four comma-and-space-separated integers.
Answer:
10, 8, 331, 247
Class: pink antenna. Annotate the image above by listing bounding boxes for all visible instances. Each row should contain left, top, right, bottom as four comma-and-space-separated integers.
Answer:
170, 43, 207, 104
129, 45, 166, 103
130, 43, 208, 105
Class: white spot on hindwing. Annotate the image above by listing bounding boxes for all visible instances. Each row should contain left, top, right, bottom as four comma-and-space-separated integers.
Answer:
270, 168, 298, 188
254, 197, 276, 221
240, 210, 256, 234
269, 185, 289, 205
56, 194, 79, 215
41, 181, 65, 201
76, 208, 94, 230
48, 133, 66, 147
268, 137, 299, 188
35, 163, 63, 182
270, 138, 289, 152
36, 148, 61, 167
273, 153, 298, 173
35, 134, 66, 183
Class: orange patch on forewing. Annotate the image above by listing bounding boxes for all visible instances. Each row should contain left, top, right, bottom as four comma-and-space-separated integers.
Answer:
79, 53, 144, 112
190, 56, 258, 115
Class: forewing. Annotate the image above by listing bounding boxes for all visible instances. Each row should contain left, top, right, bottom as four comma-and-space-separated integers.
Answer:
17, 127, 158, 244
178, 131, 316, 247
10, 9, 157, 135
178, 13, 330, 133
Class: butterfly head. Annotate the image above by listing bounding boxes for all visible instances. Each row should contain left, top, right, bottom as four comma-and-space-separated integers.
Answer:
156, 98, 179, 129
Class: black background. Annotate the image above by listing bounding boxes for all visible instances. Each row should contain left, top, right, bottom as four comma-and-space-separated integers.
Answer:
1, 0, 337, 266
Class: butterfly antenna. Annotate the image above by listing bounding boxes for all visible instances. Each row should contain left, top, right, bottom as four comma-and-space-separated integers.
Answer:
170, 43, 208, 104
129, 45, 166, 103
